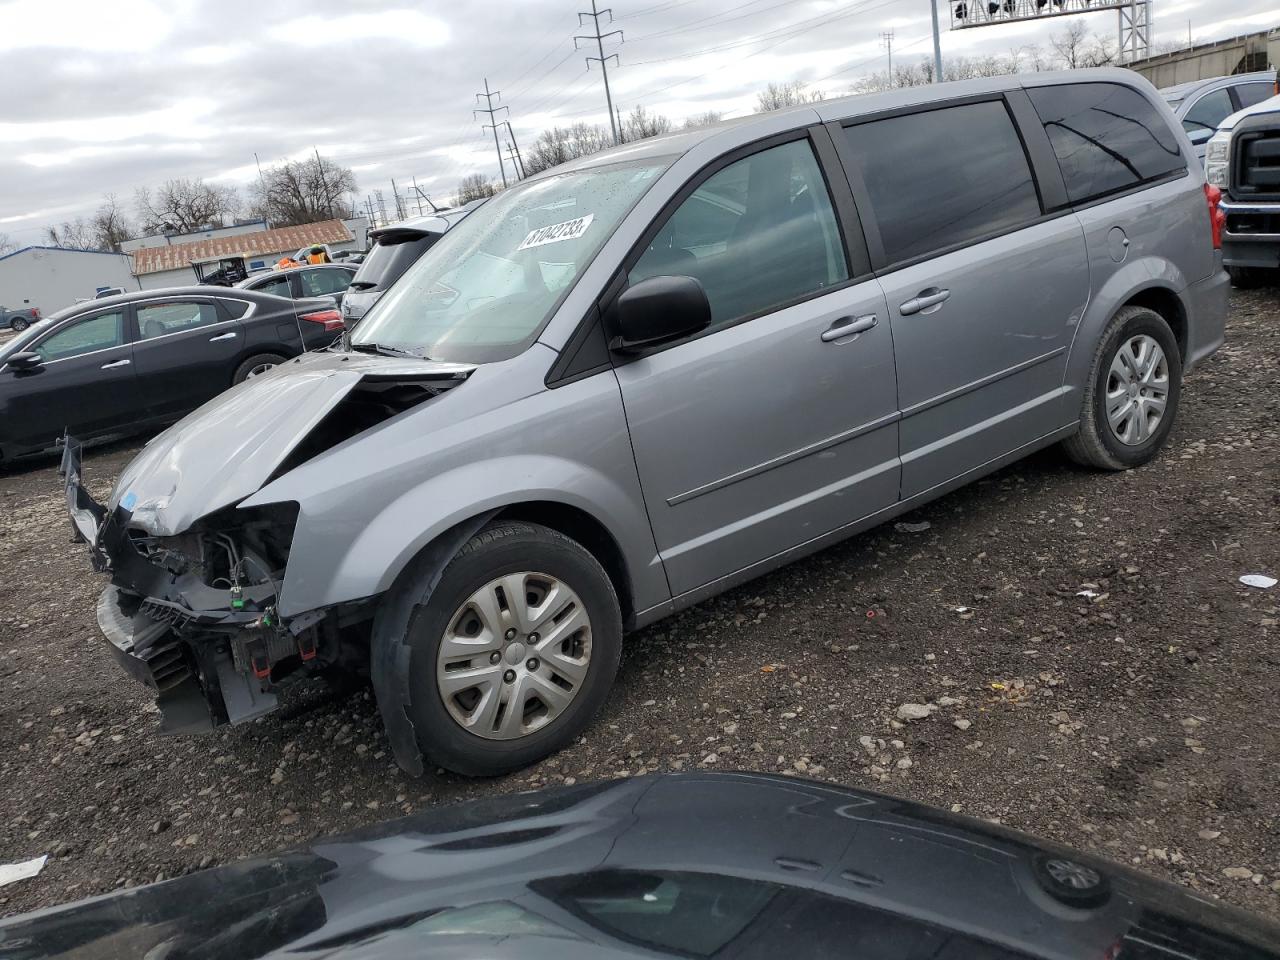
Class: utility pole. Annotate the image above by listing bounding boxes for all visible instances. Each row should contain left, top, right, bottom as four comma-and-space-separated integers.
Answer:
411, 175, 425, 215
253, 152, 267, 203
506, 142, 522, 180
314, 146, 334, 220
881, 31, 894, 87
929, 0, 943, 82
374, 189, 387, 226
390, 178, 406, 220
474, 78, 509, 188
503, 121, 526, 179
576, 0, 623, 145
414, 187, 442, 213
616, 104, 625, 144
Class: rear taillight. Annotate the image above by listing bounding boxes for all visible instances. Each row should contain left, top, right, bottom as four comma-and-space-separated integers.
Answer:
31, 308, 39, 318
1204, 183, 1225, 250
299, 309, 343, 332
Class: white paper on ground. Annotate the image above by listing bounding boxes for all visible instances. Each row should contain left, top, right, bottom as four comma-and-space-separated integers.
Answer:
1240, 574, 1278, 589
0, 854, 47, 888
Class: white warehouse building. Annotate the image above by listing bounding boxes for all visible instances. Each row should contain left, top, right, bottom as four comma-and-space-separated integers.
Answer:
0, 246, 139, 315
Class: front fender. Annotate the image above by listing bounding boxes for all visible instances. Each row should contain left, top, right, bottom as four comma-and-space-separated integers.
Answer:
278, 454, 662, 617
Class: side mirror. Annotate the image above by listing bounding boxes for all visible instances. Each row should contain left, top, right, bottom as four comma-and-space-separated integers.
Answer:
609, 275, 710, 353
5, 351, 43, 371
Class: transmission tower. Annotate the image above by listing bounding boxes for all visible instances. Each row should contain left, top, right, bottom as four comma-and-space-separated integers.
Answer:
576, 0, 623, 145
881, 30, 894, 85
474, 78, 509, 188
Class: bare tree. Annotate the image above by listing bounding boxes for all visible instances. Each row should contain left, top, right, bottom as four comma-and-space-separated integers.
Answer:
683, 110, 723, 129
524, 122, 612, 175
455, 174, 498, 204
90, 194, 134, 251
135, 178, 241, 234
250, 155, 357, 227
0, 232, 16, 256
1049, 21, 1114, 69
754, 80, 824, 113
45, 218, 98, 250
622, 105, 672, 142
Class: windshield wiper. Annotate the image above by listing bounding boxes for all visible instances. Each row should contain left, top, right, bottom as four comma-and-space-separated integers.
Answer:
350, 341, 422, 359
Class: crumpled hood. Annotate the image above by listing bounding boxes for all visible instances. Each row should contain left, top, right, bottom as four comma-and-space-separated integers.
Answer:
111, 351, 474, 536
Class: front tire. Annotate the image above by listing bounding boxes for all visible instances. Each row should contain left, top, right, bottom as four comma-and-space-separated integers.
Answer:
1063, 305, 1182, 471
397, 521, 622, 776
1226, 265, 1275, 289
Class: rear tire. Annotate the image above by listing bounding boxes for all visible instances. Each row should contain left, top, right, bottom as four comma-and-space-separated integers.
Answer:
1063, 305, 1181, 471
10, 317, 28, 332
1226, 265, 1275, 289
395, 521, 622, 777
231, 353, 287, 385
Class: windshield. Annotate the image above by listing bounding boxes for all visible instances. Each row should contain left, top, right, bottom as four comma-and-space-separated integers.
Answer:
351, 156, 671, 363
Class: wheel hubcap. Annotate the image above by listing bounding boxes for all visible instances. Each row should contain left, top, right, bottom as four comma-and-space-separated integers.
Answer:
436, 571, 592, 740
1044, 858, 1101, 890
1105, 334, 1168, 446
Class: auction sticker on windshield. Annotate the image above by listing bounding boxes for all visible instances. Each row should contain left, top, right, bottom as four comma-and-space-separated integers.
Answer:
518, 214, 594, 251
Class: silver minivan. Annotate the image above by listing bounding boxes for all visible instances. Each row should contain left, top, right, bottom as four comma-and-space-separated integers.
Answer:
66, 68, 1227, 776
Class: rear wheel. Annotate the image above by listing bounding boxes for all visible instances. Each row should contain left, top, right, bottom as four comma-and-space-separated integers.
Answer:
1063, 305, 1182, 471
231, 353, 287, 385
396, 521, 622, 776
10, 317, 28, 332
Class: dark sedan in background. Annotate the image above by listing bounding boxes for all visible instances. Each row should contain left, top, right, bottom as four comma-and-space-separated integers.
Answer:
0, 287, 341, 462
236, 263, 357, 307
1, 773, 1276, 959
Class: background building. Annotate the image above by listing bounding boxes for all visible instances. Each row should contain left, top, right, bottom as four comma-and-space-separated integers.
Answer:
0, 246, 138, 315
130, 217, 368, 289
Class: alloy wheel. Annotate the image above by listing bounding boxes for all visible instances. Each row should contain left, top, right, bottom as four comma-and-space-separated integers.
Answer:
246, 361, 277, 378
436, 571, 592, 740
1105, 334, 1168, 446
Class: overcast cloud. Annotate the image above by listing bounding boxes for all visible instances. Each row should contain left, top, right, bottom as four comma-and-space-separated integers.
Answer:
2, 0, 1275, 241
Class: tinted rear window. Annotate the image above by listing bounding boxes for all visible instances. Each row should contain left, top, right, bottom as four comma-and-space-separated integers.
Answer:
1027, 82, 1185, 205
351, 234, 438, 290
841, 99, 1042, 265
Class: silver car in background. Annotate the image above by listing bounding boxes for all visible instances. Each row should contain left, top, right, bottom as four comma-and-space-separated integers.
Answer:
66, 68, 1226, 778
1160, 70, 1277, 160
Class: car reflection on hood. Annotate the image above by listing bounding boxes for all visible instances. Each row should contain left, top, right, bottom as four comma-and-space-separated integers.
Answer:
2, 772, 1276, 960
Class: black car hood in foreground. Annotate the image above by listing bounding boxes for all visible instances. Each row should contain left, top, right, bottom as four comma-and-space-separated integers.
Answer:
2, 773, 1276, 960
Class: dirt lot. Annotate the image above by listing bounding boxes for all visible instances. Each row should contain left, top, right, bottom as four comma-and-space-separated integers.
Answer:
2, 288, 1279, 921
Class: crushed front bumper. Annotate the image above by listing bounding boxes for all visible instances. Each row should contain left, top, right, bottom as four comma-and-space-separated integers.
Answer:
62, 435, 285, 734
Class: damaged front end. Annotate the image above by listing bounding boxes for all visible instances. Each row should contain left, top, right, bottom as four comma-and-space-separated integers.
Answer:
68, 442, 334, 733
58, 354, 475, 737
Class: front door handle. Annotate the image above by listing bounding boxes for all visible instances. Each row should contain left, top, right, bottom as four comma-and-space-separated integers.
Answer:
899, 287, 951, 316
100, 358, 130, 369
820, 314, 878, 342
209, 331, 237, 342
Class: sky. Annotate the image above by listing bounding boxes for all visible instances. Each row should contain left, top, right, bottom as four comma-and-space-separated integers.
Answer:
1, 0, 1276, 243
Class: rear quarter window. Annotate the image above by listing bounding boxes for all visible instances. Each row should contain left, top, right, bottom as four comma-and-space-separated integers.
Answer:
1027, 82, 1186, 205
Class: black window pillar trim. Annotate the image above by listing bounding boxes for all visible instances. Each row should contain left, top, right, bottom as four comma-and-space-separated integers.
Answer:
1005, 89, 1070, 213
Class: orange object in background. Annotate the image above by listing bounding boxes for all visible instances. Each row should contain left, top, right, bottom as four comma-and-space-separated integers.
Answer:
306, 245, 330, 265
277, 257, 300, 270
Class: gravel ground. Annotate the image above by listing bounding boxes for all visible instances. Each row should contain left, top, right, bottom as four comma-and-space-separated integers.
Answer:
2, 288, 1279, 921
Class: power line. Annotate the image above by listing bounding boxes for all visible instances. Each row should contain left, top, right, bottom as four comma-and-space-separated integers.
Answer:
576, 0, 624, 145
474, 78, 510, 188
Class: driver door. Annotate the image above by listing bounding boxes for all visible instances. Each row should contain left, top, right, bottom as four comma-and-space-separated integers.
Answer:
613, 132, 900, 597
5, 307, 139, 451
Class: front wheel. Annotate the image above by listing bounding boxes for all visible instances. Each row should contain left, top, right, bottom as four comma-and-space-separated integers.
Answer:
397, 521, 622, 776
1063, 305, 1182, 471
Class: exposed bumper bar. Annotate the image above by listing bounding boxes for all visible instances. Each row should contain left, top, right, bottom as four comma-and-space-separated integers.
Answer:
58, 435, 110, 569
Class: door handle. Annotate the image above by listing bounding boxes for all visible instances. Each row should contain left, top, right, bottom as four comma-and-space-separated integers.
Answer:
100, 359, 130, 369
899, 287, 951, 316
820, 314, 878, 342
209, 332, 237, 342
